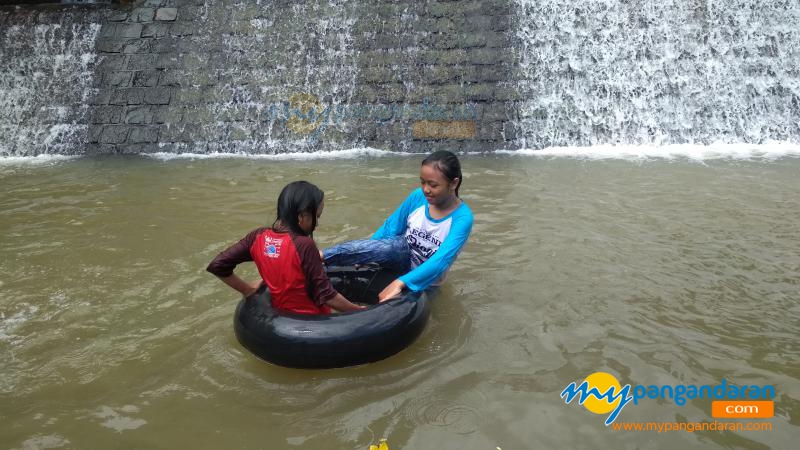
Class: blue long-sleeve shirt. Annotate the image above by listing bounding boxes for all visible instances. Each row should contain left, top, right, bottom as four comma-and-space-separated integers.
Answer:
373, 188, 473, 291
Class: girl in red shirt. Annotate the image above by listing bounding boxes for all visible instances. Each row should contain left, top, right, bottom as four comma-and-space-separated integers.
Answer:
207, 181, 364, 314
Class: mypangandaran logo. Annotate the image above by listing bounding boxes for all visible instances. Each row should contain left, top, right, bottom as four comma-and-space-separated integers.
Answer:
561, 372, 775, 425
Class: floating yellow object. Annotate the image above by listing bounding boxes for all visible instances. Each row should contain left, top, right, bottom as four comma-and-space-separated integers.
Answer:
368, 438, 389, 450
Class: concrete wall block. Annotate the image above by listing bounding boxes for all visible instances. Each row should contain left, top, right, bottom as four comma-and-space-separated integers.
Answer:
376, 83, 406, 103
161, 107, 184, 124
90, 106, 124, 124
494, 86, 522, 101
504, 120, 523, 141
125, 105, 154, 124
430, 84, 467, 103
459, 33, 487, 48
90, 90, 112, 106
99, 125, 129, 144
103, 71, 133, 88
424, 65, 459, 85
227, 122, 254, 141
481, 103, 512, 121
406, 86, 437, 103
173, 87, 210, 105
485, 31, 517, 48
117, 23, 143, 40
96, 39, 125, 53
126, 54, 157, 70
418, 49, 467, 65
132, 70, 161, 87
476, 65, 508, 82
491, 14, 513, 31
123, 39, 153, 54
107, 10, 129, 22
142, 22, 170, 38
150, 37, 177, 53
98, 23, 118, 39
477, 120, 505, 140
158, 69, 182, 87
151, 106, 170, 124
170, 22, 195, 36
428, 33, 458, 50
372, 33, 417, 50
86, 143, 119, 154
464, 83, 495, 101
458, 65, 480, 83
426, 2, 457, 18
97, 54, 127, 72
453, 15, 492, 32
155, 53, 180, 69
179, 5, 205, 22
181, 54, 209, 71
468, 48, 514, 65
131, 8, 156, 23
128, 126, 160, 143
128, 88, 148, 105
87, 126, 102, 144
419, 18, 455, 34
144, 87, 172, 105
156, 8, 179, 22
109, 90, 128, 106
360, 66, 396, 84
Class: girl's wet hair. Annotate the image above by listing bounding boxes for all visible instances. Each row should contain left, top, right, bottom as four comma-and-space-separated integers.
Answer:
422, 150, 462, 196
273, 181, 324, 236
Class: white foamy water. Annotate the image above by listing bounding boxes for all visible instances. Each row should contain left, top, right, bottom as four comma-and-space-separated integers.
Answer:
142, 147, 399, 161
498, 141, 800, 161
0, 154, 79, 165
2, 142, 800, 164
512, 0, 800, 148
0, 20, 101, 156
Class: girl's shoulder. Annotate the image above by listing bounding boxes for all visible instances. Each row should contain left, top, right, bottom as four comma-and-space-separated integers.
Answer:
452, 200, 474, 222
289, 233, 319, 251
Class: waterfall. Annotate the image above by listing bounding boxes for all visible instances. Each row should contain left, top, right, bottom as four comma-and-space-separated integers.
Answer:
512, 0, 800, 149
0, 9, 101, 156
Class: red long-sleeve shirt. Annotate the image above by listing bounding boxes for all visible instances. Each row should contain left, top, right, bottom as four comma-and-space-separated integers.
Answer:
207, 227, 336, 315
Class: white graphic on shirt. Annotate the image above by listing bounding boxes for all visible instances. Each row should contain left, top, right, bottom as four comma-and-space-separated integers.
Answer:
264, 235, 283, 258
404, 206, 453, 268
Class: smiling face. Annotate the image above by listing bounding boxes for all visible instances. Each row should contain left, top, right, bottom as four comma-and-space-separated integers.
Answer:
298, 200, 324, 234
420, 164, 458, 208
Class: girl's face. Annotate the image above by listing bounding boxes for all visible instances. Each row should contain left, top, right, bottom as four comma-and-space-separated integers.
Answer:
420, 164, 458, 207
298, 200, 324, 234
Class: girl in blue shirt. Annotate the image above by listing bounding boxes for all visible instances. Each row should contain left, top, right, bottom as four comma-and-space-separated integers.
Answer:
323, 151, 474, 301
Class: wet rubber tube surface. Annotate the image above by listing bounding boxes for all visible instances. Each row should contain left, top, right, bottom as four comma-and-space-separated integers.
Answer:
233, 266, 432, 368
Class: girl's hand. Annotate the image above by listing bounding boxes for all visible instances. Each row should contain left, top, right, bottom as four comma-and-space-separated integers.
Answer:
378, 279, 406, 302
245, 279, 263, 296
219, 274, 263, 298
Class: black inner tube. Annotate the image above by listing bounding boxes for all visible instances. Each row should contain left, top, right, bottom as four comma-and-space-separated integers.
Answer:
233, 266, 432, 369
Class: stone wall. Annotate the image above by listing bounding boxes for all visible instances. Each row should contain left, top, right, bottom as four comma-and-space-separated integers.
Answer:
3, 0, 798, 155
85, 0, 520, 155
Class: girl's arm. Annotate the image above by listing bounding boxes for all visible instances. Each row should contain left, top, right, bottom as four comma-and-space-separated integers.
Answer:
218, 274, 263, 297
207, 228, 266, 296
326, 293, 366, 312
388, 207, 473, 296
372, 188, 426, 239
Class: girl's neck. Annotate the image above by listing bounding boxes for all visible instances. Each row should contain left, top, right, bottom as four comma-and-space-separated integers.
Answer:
429, 195, 460, 219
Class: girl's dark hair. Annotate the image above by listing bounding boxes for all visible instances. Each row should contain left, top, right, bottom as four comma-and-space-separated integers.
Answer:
273, 181, 324, 236
422, 150, 463, 196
